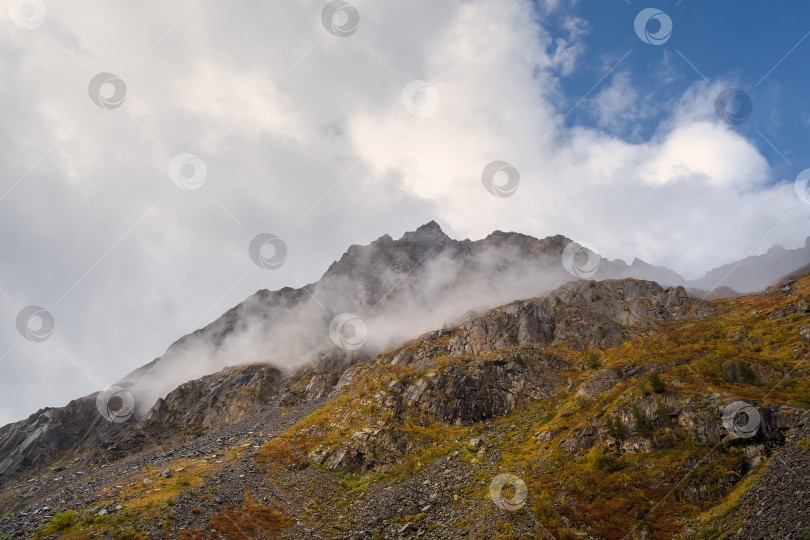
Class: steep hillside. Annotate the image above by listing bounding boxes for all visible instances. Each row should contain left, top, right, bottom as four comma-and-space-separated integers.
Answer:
0, 271, 808, 539
116, 222, 693, 419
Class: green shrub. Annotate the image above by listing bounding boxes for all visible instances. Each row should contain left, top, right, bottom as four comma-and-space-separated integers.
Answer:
737, 360, 756, 384
639, 382, 651, 397
648, 371, 666, 394
631, 403, 652, 437
514, 352, 525, 365
586, 351, 601, 370
82, 513, 111, 526
113, 526, 148, 539
587, 447, 619, 472
35, 510, 77, 538
605, 414, 626, 441
656, 397, 672, 428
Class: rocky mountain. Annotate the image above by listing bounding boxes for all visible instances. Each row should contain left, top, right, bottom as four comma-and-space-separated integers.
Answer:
116, 222, 659, 417
117, 222, 810, 419
689, 239, 810, 293
0, 223, 809, 539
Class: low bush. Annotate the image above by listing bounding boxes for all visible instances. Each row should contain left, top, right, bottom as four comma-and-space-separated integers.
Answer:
605, 415, 626, 441
631, 404, 653, 437
737, 361, 757, 384
648, 372, 666, 394
586, 351, 601, 370
35, 510, 77, 538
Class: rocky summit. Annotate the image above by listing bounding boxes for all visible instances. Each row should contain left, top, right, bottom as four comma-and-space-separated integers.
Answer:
0, 223, 809, 539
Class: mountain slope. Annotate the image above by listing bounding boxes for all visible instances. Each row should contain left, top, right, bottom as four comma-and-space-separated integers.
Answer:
0, 269, 808, 538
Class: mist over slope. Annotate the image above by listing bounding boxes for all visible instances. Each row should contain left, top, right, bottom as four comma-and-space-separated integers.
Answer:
117, 222, 810, 418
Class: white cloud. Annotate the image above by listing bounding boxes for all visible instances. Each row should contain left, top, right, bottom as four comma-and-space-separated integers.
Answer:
592, 72, 644, 133
0, 0, 807, 425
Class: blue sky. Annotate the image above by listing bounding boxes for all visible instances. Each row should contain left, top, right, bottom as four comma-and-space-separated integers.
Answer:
549, 0, 810, 183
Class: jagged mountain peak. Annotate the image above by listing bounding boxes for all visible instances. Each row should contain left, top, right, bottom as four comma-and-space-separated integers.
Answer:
322, 222, 450, 282
325, 223, 562, 283
399, 220, 449, 243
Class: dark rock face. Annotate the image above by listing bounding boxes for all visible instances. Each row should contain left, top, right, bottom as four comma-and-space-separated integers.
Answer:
308, 352, 570, 474
0, 395, 120, 476
450, 279, 710, 354
577, 365, 638, 397
0, 365, 307, 481
144, 365, 284, 428
398, 355, 568, 426
308, 427, 413, 473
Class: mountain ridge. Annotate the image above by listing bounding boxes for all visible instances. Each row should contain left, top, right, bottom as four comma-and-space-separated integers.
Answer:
3, 222, 809, 430
118, 221, 807, 410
